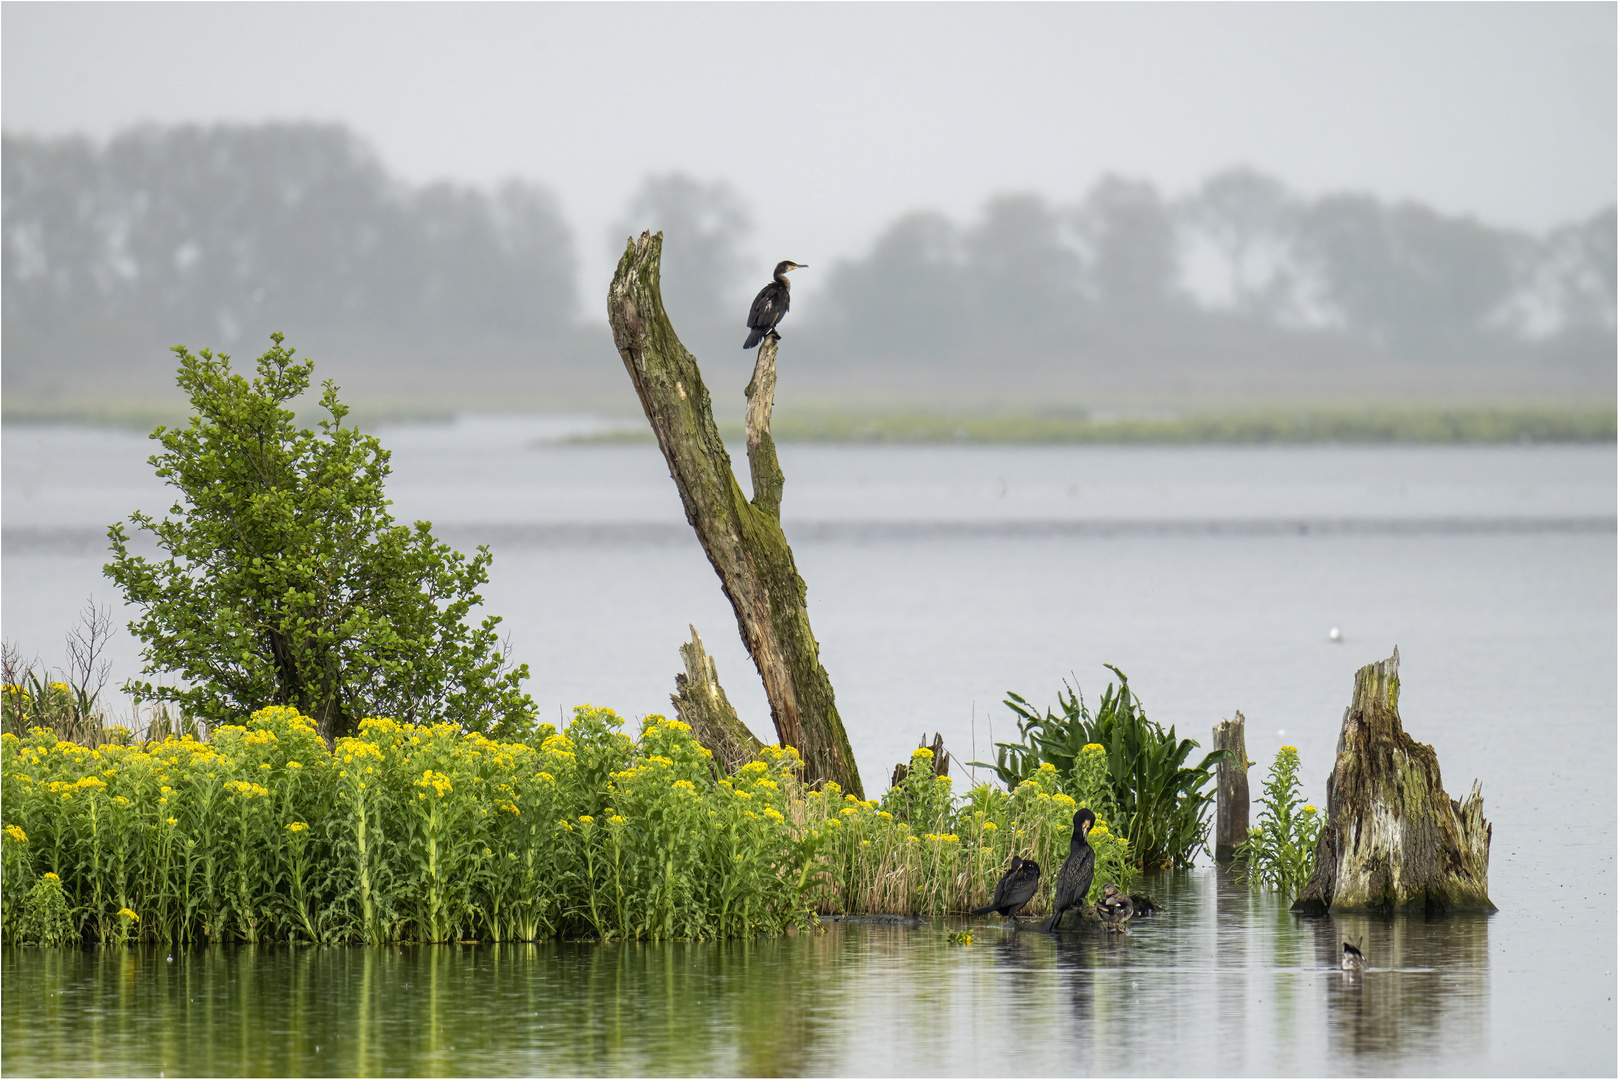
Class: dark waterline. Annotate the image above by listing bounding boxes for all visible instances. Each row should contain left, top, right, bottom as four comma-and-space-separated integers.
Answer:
2, 868, 1603, 1077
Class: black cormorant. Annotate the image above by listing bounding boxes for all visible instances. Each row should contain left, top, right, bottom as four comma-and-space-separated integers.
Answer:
1096, 882, 1134, 933
743, 260, 807, 349
972, 855, 1041, 917
1043, 808, 1097, 932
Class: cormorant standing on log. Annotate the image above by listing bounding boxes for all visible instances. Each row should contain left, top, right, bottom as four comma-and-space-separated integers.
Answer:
1044, 808, 1097, 932
743, 260, 807, 349
972, 855, 1041, 917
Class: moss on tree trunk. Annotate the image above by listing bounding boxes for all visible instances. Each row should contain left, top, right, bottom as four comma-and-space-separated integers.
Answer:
1293, 648, 1494, 914
607, 232, 864, 797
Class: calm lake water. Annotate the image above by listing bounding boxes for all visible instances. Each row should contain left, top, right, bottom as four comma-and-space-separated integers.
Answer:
2, 419, 1615, 1074
0, 870, 1572, 1077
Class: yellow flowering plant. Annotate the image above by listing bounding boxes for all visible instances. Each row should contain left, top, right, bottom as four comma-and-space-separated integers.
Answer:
1234, 746, 1322, 899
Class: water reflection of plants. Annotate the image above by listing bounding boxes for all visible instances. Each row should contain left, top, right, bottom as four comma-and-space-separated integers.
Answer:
1235, 746, 1321, 899
977, 666, 1228, 868
4, 701, 1151, 943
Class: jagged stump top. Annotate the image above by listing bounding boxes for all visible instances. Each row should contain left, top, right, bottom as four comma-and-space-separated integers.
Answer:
1293, 648, 1495, 914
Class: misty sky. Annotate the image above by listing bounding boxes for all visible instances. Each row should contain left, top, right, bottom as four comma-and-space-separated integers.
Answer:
4, 2, 1614, 305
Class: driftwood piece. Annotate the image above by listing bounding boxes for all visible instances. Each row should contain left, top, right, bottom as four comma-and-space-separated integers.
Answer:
890, 731, 952, 789
1293, 648, 1495, 914
671, 625, 764, 774
607, 232, 864, 797
1213, 712, 1251, 864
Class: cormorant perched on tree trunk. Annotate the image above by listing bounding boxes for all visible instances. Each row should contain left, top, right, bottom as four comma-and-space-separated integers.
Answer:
972, 855, 1041, 917
743, 260, 806, 348
1044, 808, 1097, 932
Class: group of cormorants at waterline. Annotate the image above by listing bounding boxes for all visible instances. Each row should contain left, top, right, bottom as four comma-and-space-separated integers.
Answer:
973, 808, 1134, 934
972, 808, 1365, 967
743, 260, 807, 349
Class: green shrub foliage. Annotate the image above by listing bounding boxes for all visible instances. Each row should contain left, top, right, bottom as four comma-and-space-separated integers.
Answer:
976, 666, 1228, 868
105, 335, 535, 743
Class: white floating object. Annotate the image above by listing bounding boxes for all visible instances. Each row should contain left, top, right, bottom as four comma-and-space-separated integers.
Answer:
1329, 627, 1343, 642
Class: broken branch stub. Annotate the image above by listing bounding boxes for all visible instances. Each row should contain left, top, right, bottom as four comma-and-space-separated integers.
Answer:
608, 232, 864, 798
1292, 648, 1495, 915
671, 625, 763, 774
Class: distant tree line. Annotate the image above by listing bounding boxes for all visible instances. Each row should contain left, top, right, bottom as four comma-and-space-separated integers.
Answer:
3, 121, 1613, 405
2, 123, 576, 350
816, 170, 1615, 364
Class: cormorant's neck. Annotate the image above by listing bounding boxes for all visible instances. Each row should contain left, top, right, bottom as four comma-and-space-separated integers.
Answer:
774, 271, 791, 287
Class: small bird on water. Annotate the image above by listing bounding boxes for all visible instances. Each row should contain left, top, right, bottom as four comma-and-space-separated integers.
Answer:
1095, 882, 1134, 933
743, 260, 807, 349
1044, 808, 1097, 932
972, 855, 1041, 918
1342, 940, 1367, 971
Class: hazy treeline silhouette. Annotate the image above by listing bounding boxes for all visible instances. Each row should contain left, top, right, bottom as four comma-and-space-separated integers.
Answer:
3, 122, 1612, 411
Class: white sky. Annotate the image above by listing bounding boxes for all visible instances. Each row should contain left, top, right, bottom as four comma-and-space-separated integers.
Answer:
4, 2, 1615, 306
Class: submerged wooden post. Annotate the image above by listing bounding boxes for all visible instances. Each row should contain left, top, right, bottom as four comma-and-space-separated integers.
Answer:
670, 625, 763, 774
1213, 712, 1250, 864
608, 232, 864, 797
1293, 648, 1494, 914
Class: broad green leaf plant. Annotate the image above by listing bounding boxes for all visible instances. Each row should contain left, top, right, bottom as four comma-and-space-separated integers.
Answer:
973, 666, 1228, 869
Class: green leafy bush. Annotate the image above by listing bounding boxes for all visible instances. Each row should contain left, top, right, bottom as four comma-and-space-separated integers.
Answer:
975, 666, 1227, 868
1235, 745, 1321, 898
17, 872, 76, 946
105, 335, 535, 743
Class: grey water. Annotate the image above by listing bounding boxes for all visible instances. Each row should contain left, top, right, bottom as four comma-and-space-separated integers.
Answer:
2, 419, 1615, 1074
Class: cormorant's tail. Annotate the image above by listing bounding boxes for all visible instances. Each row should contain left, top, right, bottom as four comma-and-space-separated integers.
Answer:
970, 902, 1001, 916
743, 328, 763, 349
1043, 910, 1062, 933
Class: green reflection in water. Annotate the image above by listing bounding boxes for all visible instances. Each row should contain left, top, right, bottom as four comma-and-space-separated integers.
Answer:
2, 871, 1504, 1077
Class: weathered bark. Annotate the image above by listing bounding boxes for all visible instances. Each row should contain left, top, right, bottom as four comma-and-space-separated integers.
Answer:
1293, 648, 1495, 914
1213, 712, 1250, 864
608, 232, 864, 797
890, 732, 952, 789
670, 625, 764, 774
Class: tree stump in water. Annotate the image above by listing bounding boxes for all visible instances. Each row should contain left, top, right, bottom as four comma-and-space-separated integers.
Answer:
1213, 712, 1251, 864
670, 625, 763, 774
1292, 648, 1495, 914
607, 232, 864, 797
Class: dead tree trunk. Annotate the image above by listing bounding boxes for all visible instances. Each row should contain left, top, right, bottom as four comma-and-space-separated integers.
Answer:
890, 731, 952, 789
1293, 648, 1494, 914
608, 232, 864, 797
1213, 712, 1250, 864
670, 625, 763, 774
